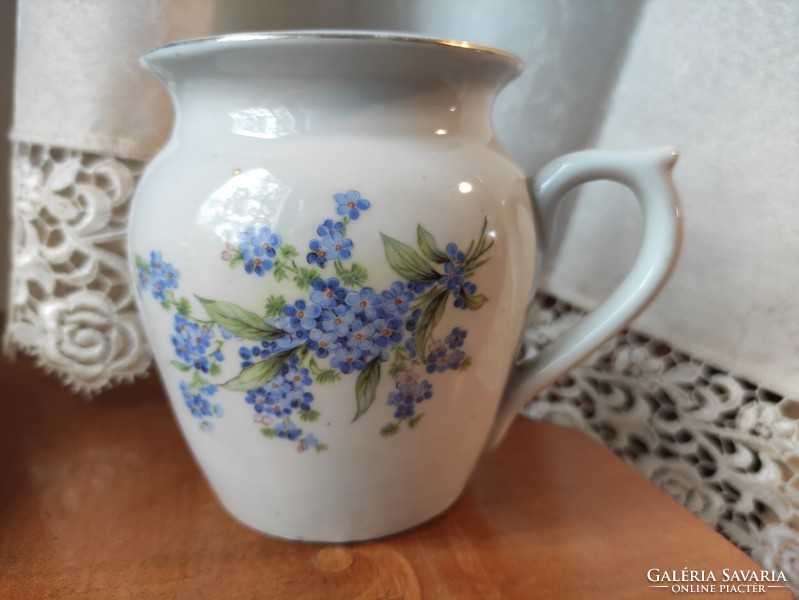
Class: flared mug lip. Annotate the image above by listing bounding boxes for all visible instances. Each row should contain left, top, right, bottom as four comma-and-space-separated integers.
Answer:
143, 30, 523, 70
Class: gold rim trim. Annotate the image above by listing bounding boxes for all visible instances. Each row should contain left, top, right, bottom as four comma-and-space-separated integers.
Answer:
146, 30, 521, 64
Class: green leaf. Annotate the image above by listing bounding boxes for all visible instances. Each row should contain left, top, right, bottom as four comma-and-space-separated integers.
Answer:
388, 360, 408, 377
209, 362, 222, 377
315, 444, 329, 453
334, 260, 369, 288
299, 409, 320, 423
223, 347, 299, 392
380, 423, 400, 437
170, 359, 192, 372
459, 356, 473, 371
134, 254, 150, 271
189, 370, 208, 392
381, 233, 441, 284
353, 358, 381, 422
413, 288, 449, 358
280, 244, 299, 258
294, 267, 320, 290
462, 293, 489, 310
175, 297, 192, 317
229, 253, 244, 270
261, 427, 276, 439
316, 368, 341, 384
196, 296, 286, 341
408, 414, 425, 430
412, 285, 445, 310
264, 294, 287, 318
417, 225, 449, 263
273, 260, 289, 282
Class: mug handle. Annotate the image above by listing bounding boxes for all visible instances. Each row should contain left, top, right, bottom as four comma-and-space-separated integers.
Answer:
487, 147, 683, 448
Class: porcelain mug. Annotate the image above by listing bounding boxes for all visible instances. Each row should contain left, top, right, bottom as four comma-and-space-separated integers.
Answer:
128, 31, 682, 542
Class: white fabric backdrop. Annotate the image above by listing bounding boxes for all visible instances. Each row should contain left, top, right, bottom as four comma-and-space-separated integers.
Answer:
543, 0, 799, 398
10, 0, 213, 161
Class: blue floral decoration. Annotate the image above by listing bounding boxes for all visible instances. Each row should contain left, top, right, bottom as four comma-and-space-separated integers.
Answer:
136, 189, 493, 449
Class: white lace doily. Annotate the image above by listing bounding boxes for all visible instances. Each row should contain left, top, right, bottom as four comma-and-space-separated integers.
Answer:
524, 294, 799, 590
3, 143, 151, 391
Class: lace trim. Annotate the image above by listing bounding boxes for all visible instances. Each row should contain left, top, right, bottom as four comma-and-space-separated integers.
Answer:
3, 143, 151, 392
523, 294, 799, 590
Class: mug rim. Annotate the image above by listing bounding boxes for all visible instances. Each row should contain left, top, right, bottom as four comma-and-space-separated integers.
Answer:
144, 30, 522, 66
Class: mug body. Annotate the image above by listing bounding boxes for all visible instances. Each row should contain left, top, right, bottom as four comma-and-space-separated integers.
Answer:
129, 33, 535, 541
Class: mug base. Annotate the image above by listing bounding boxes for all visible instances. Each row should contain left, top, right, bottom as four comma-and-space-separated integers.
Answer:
213, 485, 466, 544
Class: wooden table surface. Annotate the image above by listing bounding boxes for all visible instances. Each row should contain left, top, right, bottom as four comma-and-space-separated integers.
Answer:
0, 355, 793, 599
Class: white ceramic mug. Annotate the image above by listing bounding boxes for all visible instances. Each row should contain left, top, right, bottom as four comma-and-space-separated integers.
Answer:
128, 31, 681, 542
